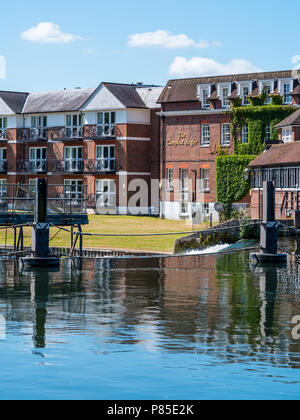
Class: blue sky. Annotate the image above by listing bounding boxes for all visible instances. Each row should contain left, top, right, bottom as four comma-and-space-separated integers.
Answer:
0, 0, 299, 92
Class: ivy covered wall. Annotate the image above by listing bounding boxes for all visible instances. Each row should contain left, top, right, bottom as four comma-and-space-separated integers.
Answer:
216, 97, 297, 218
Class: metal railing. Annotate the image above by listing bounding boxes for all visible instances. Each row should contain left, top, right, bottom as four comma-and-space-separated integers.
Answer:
65, 126, 83, 139
30, 128, 47, 140
0, 184, 88, 215
0, 129, 7, 140
96, 125, 115, 137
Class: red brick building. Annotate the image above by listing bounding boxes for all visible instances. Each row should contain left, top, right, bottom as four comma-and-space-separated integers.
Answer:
0, 83, 163, 214
249, 109, 300, 220
157, 70, 300, 221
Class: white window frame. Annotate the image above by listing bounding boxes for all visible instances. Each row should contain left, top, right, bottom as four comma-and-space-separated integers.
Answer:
31, 115, 47, 139
97, 112, 116, 137
64, 179, 83, 201
198, 84, 211, 109
259, 80, 274, 104
179, 168, 189, 215
66, 114, 83, 138
241, 125, 249, 143
167, 168, 174, 192
95, 179, 116, 209
200, 168, 210, 192
95, 145, 115, 172
0, 179, 7, 198
282, 127, 293, 143
29, 147, 47, 172
0, 117, 7, 140
201, 124, 210, 146
221, 123, 231, 146
64, 146, 83, 172
218, 83, 231, 108
0, 148, 7, 172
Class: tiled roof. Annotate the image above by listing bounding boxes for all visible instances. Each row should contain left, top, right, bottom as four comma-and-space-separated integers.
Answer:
22, 88, 96, 113
0, 91, 28, 113
249, 141, 300, 167
158, 70, 297, 103
275, 109, 300, 128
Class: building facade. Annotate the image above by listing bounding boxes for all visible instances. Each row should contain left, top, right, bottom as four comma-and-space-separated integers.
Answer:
0, 83, 163, 215
157, 70, 300, 221
249, 109, 300, 220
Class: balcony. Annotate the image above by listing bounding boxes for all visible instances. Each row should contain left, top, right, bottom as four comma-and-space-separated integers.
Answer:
30, 128, 47, 140
15, 160, 47, 173
64, 159, 84, 173
96, 124, 115, 138
65, 126, 83, 139
85, 159, 116, 174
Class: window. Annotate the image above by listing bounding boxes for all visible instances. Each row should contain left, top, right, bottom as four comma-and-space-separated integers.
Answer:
167, 168, 174, 191
0, 148, 7, 172
29, 147, 47, 172
200, 168, 210, 192
95, 179, 116, 209
242, 86, 250, 105
260, 81, 273, 104
201, 124, 210, 146
31, 116, 47, 139
283, 83, 292, 104
222, 87, 230, 107
198, 84, 212, 109
282, 127, 293, 143
241, 125, 249, 143
64, 180, 83, 200
179, 168, 189, 215
0, 179, 7, 198
265, 124, 271, 141
203, 203, 210, 216
64, 146, 83, 172
221, 123, 231, 146
0, 117, 7, 140
97, 112, 116, 137
96, 145, 115, 172
66, 114, 83, 138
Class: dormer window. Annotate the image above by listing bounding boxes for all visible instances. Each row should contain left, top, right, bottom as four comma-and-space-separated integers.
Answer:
218, 83, 231, 108
278, 79, 293, 104
259, 80, 274, 104
238, 82, 252, 106
198, 84, 211, 109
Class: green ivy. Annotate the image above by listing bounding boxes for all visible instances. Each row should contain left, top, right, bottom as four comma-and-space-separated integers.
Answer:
232, 105, 296, 155
216, 155, 256, 219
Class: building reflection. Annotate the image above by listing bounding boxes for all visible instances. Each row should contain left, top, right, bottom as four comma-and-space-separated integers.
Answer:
0, 251, 300, 368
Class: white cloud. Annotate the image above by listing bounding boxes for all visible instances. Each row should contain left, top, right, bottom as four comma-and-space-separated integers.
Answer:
21, 22, 83, 44
169, 56, 262, 77
128, 30, 221, 49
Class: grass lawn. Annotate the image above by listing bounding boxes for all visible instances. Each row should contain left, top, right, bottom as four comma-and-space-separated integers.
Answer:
0, 215, 211, 253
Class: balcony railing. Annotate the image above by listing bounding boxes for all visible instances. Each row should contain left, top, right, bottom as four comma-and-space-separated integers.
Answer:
0, 129, 7, 140
64, 159, 84, 173
15, 160, 48, 173
85, 159, 116, 173
96, 125, 115, 137
65, 126, 83, 139
30, 128, 47, 140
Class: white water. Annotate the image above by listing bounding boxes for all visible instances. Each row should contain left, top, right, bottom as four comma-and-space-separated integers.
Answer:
183, 243, 230, 256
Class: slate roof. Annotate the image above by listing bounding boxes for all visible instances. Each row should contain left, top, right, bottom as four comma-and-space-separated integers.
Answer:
0, 91, 28, 113
275, 109, 300, 129
249, 142, 300, 167
158, 70, 298, 103
22, 88, 96, 114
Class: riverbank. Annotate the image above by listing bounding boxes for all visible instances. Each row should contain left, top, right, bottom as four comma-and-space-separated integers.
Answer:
0, 215, 213, 254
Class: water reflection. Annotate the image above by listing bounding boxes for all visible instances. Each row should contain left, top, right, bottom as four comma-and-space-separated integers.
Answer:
0, 246, 300, 370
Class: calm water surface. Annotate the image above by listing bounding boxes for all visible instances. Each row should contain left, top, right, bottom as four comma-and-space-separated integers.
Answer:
0, 239, 300, 400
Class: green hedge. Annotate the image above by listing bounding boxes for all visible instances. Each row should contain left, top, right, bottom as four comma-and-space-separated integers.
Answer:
216, 155, 256, 218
